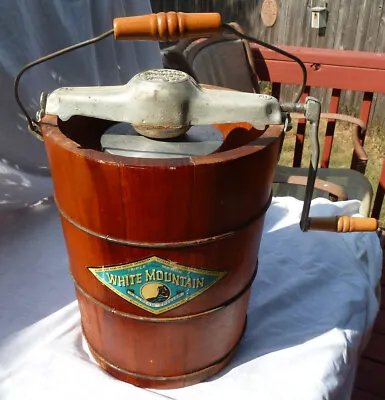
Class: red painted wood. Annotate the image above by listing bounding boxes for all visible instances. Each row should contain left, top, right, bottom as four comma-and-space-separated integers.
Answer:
252, 45, 385, 94
253, 59, 385, 93
355, 359, 385, 398
293, 86, 310, 168
363, 333, 385, 364
321, 89, 341, 169
40, 114, 282, 388
251, 44, 385, 220
372, 161, 385, 221
351, 92, 374, 170
374, 311, 385, 335
252, 45, 385, 71
352, 388, 385, 400
271, 82, 281, 99
359, 93, 374, 133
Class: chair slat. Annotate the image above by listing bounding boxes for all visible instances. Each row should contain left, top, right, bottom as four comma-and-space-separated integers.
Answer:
321, 88, 341, 168
293, 86, 310, 167
363, 333, 385, 364
372, 161, 385, 221
271, 82, 281, 99
351, 92, 374, 170
374, 311, 385, 335
352, 388, 385, 400
355, 359, 385, 397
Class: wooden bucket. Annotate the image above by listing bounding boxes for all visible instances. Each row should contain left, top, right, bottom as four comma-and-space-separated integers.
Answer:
41, 114, 283, 389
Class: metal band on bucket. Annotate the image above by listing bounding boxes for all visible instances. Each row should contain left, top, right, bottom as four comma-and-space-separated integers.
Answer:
70, 263, 258, 322
56, 191, 272, 249
83, 316, 247, 383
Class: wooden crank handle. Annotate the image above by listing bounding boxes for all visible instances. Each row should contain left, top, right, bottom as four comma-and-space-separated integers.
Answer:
307, 216, 379, 233
113, 12, 222, 41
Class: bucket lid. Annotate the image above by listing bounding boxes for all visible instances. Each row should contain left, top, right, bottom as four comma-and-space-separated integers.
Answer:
101, 124, 223, 159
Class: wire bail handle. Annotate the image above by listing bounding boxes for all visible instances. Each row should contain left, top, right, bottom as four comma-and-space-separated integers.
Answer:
14, 12, 378, 232
14, 11, 308, 141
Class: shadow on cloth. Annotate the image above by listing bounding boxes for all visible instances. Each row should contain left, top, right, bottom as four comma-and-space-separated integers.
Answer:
207, 200, 379, 382
0, 159, 53, 212
0, 199, 74, 341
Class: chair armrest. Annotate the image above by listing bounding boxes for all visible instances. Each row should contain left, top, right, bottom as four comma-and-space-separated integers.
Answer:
290, 112, 368, 174
274, 171, 348, 201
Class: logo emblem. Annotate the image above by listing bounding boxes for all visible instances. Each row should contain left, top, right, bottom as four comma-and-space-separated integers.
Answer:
88, 256, 226, 314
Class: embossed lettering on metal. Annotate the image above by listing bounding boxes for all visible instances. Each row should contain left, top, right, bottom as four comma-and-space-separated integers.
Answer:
88, 256, 227, 314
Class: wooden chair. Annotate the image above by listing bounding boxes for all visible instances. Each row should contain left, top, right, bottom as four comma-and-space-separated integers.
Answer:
273, 113, 373, 216
161, 28, 374, 217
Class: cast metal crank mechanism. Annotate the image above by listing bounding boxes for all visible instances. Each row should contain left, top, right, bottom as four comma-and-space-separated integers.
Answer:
15, 11, 379, 234
39, 69, 282, 137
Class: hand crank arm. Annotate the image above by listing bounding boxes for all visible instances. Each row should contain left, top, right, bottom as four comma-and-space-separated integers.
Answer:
282, 99, 378, 233
280, 98, 321, 232
300, 97, 321, 232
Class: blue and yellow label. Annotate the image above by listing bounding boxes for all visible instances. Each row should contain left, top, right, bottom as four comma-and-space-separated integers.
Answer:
88, 256, 226, 315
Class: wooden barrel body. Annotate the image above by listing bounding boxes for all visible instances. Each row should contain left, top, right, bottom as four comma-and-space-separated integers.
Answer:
41, 114, 283, 389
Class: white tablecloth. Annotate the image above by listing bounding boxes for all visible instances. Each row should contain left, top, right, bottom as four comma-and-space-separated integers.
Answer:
0, 1, 382, 398
0, 193, 382, 400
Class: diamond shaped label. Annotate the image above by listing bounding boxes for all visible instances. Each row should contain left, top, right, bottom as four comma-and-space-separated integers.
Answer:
88, 256, 227, 315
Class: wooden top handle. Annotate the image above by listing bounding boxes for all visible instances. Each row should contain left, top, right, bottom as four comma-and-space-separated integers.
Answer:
113, 12, 222, 41
307, 216, 379, 233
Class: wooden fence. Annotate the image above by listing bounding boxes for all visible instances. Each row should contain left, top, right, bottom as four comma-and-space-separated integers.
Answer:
150, 0, 385, 124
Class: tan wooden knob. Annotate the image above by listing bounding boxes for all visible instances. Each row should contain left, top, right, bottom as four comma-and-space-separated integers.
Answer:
113, 12, 222, 41
307, 216, 379, 233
